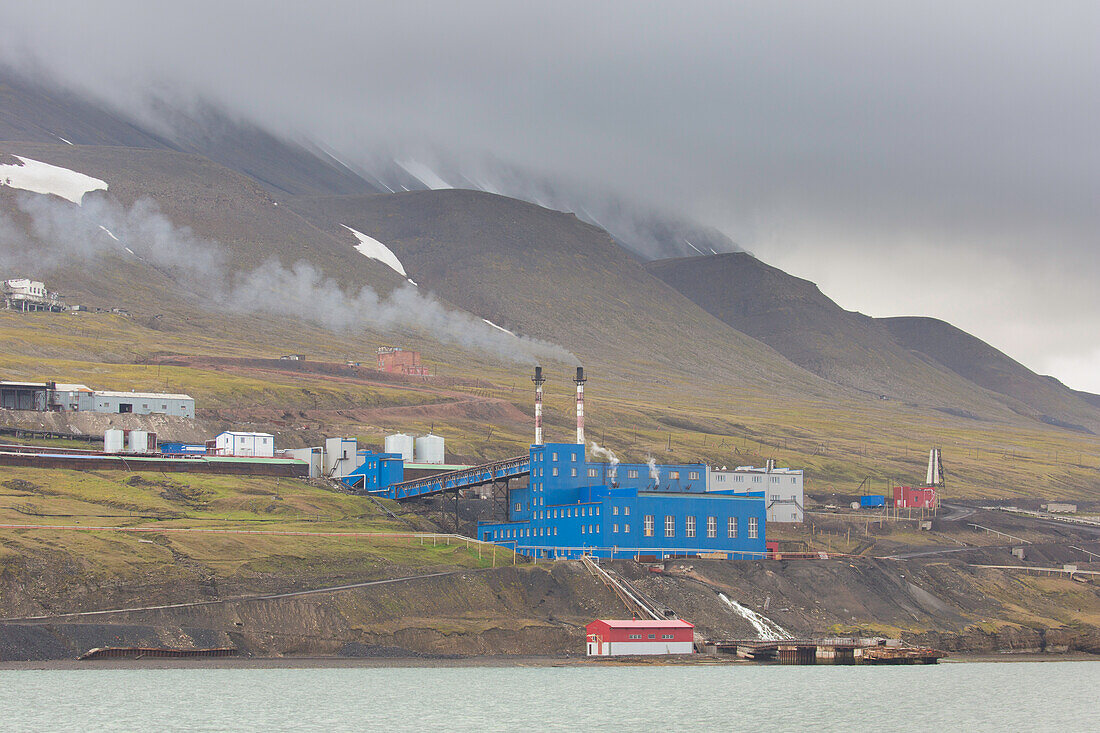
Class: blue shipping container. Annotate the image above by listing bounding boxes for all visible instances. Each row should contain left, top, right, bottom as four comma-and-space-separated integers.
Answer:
159, 442, 207, 455
860, 495, 886, 508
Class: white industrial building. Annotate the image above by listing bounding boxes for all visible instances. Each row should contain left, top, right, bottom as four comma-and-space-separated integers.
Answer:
92, 391, 195, 418
3, 278, 65, 312
707, 459, 804, 523
283, 446, 324, 477
104, 428, 158, 454
282, 437, 360, 478
215, 431, 275, 458
49, 383, 95, 412
324, 437, 359, 477
0, 380, 195, 417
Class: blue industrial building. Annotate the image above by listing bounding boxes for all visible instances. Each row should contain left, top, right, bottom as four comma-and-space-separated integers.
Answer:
340, 449, 404, 492
477, 443, 767, 560
339, 365, 770, 562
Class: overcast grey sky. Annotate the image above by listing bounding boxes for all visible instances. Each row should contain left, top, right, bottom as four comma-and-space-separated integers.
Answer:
3, 1, 1098, 390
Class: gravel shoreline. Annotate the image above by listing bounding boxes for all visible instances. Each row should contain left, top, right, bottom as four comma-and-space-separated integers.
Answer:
2, 651, 1097, 671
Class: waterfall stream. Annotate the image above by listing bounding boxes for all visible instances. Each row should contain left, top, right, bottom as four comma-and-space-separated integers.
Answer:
718, 593, 793, 640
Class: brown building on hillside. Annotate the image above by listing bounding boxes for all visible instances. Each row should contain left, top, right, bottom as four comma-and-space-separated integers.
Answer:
377, 346, 428, 375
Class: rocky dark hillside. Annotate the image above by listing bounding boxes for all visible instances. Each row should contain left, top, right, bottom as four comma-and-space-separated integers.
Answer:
286, 190, 827, 393
882, 316, 1100, 434
647, 252, 1100, 433
0, 72, 379, 198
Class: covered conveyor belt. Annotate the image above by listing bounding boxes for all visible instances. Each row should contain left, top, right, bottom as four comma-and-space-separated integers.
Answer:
380, 454, 530, 500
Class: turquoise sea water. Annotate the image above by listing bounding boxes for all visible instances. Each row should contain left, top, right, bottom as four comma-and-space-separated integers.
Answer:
1, 662, 1097, 732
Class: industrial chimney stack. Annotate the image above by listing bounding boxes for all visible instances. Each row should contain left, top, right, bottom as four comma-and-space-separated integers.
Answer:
573, 366, 587, 446
532, 366, 546, 446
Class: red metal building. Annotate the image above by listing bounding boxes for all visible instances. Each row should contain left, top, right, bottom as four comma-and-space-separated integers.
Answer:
377, 347, 429, 375
893, 485, 937, 509
585, 619, 695, 656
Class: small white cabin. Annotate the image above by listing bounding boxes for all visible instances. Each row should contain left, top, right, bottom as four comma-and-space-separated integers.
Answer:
215, 431, 275, 458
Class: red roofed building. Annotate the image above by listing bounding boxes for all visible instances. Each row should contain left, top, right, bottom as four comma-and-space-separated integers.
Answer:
893, 485, 937, 509
585, 619, 695, 656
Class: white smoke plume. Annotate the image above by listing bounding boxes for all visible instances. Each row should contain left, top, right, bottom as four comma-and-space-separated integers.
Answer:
0, 192, 575, 364
646, 454, 659, 485
588, 441, 619, 480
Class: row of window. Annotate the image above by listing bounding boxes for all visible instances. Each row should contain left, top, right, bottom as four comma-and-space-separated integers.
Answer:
713, 474, 799, 484
489, 515, 759, 542
626, 634, 676, 640
586, 468, 702, 480
641, 515, 758, 539
528, 506, 599, 521
490, 525, 599, 540
533, 451, 580, 463
498, 526, 553, 539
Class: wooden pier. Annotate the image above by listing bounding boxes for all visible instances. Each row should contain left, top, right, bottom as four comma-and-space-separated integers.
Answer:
79, 646, 239, 660
707, 638, 945, 665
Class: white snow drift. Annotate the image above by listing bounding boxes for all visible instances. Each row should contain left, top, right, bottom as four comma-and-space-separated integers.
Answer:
0, 155, 107, 205
341, 224, 410, 279
482, 318, 515, 336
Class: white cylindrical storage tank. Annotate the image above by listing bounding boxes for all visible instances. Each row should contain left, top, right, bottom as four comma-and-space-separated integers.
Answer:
384, 433, 415, 462
104, 428, 124, 454
415, 434, 445, 464
128, 429, 148, 453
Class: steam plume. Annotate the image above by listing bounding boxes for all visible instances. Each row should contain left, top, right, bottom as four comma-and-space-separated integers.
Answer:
1, 192, 574, 364
588, 441, 619, 480
646, 454, 659, 484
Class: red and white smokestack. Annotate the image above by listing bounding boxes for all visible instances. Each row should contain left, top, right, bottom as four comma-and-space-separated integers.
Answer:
533, 366, 546, 445
573, 366, 587, 446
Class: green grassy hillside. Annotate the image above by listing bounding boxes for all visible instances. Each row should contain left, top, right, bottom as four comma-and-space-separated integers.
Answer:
0, 467, 502, 617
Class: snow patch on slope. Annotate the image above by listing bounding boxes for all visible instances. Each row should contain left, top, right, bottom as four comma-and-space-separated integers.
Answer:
396, 160, 453, 190
341, 224, 409, 279
98, 224, 139, 258
0, 155, 107, 205
482, 318, 515, 336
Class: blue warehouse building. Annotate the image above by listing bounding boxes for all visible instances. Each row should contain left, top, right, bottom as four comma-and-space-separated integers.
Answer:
477, 443, 766, 560
341, 449, 405, 492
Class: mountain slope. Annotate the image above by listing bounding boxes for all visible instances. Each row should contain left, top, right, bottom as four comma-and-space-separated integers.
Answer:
0, 75, 171, 149
0, 141, 405, 298
287, 190, 833, 395
647, 253, 978, 401
0, 70, 381, 199
882, 316, 1099, 434
1, 68, 743, 262
647, 252, 1100, 432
